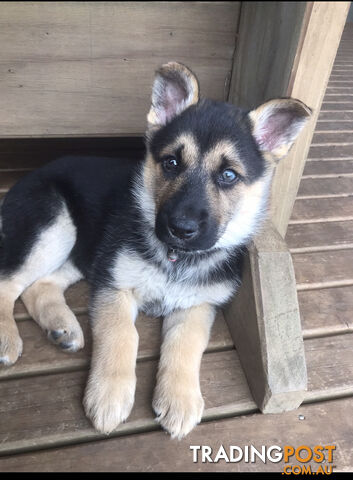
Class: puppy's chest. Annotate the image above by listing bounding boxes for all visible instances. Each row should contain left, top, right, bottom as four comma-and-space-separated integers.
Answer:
112, 251, 234, 317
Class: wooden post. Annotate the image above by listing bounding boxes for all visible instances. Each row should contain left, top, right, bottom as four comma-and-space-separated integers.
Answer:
225, 2, 350, 413
223, 222, 307, 413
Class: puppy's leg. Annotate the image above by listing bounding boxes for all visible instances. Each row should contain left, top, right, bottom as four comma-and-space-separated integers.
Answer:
21, 260, 84, 351
0, 202, 76, 366
153, 303, 216, 439
84, 288, 139, 434
0, 281, 24, 365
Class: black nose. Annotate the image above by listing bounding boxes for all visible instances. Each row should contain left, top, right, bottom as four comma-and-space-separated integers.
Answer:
168, 217, 198, 240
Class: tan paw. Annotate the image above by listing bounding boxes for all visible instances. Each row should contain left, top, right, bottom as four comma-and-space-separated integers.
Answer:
153, 379, 204, 439
84, 372, 136, 434
47, 323, 84, 352
0, 327, 23, 366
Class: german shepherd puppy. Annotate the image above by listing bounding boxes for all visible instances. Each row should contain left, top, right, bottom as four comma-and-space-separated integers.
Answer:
0, 62, 311, 439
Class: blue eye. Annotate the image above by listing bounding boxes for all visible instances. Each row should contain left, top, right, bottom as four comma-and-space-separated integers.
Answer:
220, 169, 238, 184
162, 156, 179, 172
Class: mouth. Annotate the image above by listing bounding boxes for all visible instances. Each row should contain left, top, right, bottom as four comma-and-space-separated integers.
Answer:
167, 247, 179, 262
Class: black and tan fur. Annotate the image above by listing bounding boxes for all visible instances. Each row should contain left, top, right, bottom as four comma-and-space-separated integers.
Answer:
0, 62, 311, 439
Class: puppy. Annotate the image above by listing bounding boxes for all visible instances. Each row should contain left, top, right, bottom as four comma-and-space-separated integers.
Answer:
0, 62, 311, 439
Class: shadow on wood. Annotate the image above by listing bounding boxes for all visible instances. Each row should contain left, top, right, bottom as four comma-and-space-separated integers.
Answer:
223, 221, 307, 413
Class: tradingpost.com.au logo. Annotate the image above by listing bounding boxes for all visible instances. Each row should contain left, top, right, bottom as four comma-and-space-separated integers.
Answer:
190, 445, 336, 474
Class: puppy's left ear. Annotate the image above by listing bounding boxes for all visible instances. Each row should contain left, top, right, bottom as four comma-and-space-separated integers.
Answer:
147, 62, 199, 130
249, 98, 312, 163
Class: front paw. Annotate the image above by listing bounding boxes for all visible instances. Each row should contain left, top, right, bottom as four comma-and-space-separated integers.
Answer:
153, 377, 204, 439
83, 372, 136, 434
0, 327, 23, 366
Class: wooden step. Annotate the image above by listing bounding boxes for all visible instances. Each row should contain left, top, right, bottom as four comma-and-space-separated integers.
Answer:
298, 286, 353, 337
2, 396, 351, 471
286, 221, 353, 251
0, 334, 352, 462
312, 131, 353, 144
290, 196, 353, 222
314, 121, 353, 131
303, 159, 353, 176
320, 101, 353, 110
293, 249, 353, 288
318, 111, 353, 121
0, 349, 255, 455
297, 176, 353, 196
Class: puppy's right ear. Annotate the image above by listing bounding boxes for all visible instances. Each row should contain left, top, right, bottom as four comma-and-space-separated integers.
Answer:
147, 62, 199, 130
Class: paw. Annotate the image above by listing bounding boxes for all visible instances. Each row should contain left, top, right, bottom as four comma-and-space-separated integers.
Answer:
47, 322, 84, 352
0, 327, 23, 366
84, 372, 136, 434
153, 379, 204, 439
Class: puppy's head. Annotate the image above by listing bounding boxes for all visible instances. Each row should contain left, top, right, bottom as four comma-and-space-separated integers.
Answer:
141, 62, 311, 253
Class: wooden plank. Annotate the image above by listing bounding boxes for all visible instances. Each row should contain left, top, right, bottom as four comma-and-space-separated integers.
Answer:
228, 2, 307, 109
0, 1, 240, 137
290, 197, 353, 222
308, 145, 353, 159
299, 286, 353, 337
224, 222, 307, 414
320, 101, 353, 110
297, 177, 353, 196
315, 121, 353, 131
286, 221, 353, 250
312, 131, 353, 144
269, 2, 350, 237
319, 110, 353, 121
2, 309, 233, 380
293, 249, 353, 287
0, 349, 256, 455
303, 159, 353, 175
305, 334, 353, 400
0, 342, 352, 467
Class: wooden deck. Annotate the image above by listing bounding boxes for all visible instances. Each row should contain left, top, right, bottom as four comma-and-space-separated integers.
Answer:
1, 23, 353, 472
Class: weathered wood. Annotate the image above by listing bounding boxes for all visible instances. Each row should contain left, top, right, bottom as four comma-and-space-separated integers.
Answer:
320, 101, 353, 110
308, 144, 353, 159
286, 221, 353, 251
297, 177, 353, 196
315, 121, 353, 131
312, 131, 353, 144
270, 2, 350, 237
228, 2, 307, 109
0, 333, 352, 456
0, 1, 240, 137
1, 387, 352, 471
0, 349, 257, 455
299, 286, 353, 337
303, 159, 353, 175
319, 110, 353, 121
290, 196, 353, 222
293, 249, 353, 287
1, 310, 233, 380
229, 2, 350, 237
223, 221, 307, 414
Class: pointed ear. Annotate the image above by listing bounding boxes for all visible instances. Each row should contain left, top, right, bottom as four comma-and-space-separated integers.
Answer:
249, 98, 312, 163
147, 62, 199, 130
